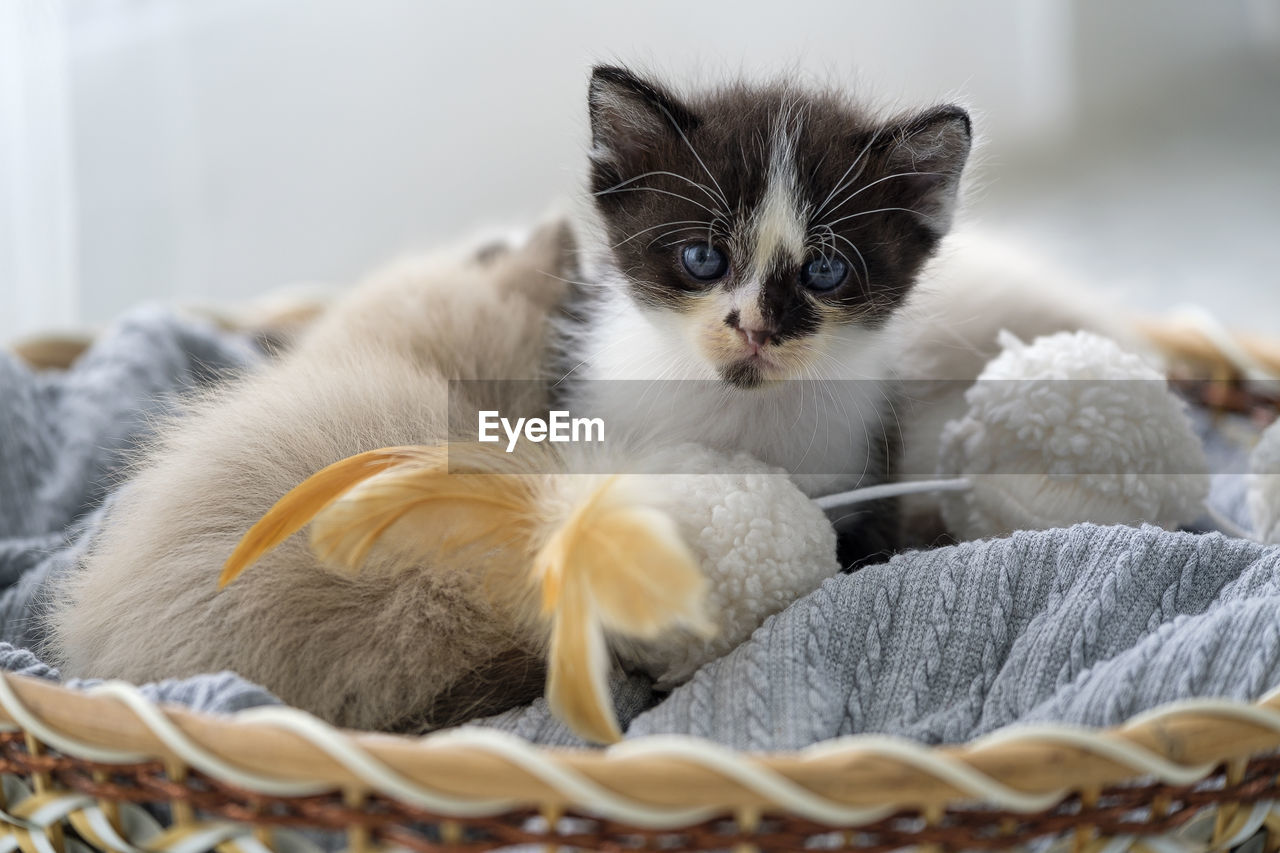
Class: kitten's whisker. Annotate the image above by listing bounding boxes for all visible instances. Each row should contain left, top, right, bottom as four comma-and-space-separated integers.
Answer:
648, 226, 715, 250
818, 231, 837, 268
823, 206, 926, 229
651, 104, 732, 212
594, 170, 728, 214
821, 171, 942, 221
805, 362, 852, 478
684, 216, 729, 251
813, 127, 884, 219
805, 350, 875, 488
640, 103, 732, 211
788, 366, 829, 473
873, 378, 907, 465
552, 322, 646, 388
806, 222, 840, 269
823, 244, 854, 273
825, 229, 871, 288
536, 270, 618, 291
594, 186, 723, 218
612, 219, 709, 249
632, 352, 691, 428
797, 366, 822, 472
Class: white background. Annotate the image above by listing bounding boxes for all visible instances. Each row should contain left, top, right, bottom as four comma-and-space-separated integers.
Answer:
2, 0, 1278, 342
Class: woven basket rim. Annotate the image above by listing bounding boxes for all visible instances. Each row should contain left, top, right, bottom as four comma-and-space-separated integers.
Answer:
2, 672, 1278, 829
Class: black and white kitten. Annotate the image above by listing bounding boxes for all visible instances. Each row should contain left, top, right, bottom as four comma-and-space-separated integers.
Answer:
564, 66, 972, 564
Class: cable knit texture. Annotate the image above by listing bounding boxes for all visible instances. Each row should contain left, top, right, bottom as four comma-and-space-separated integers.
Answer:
3, 307, 1279, 751
624, 524, 1280, 748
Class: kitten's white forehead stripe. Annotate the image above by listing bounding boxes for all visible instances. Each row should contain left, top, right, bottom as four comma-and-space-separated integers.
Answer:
730, 280, 766, 327
750, 123, 807, 276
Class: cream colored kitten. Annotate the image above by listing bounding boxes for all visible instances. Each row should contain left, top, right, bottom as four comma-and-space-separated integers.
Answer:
51, 223, 574, 730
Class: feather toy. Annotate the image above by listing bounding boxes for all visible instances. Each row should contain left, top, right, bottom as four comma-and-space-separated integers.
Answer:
220, 442, 711, 743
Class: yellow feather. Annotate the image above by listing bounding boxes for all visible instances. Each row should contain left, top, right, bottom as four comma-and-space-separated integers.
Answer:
546, 579, 619, 744
307, 442, 547, 571
218, 446, 424, 588
535, 476, 709, 743
311, 474, 537, 569
578, 507, 713, 638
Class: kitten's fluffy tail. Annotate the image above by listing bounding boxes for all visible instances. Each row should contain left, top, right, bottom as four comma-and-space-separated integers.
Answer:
219, 443, 710, 743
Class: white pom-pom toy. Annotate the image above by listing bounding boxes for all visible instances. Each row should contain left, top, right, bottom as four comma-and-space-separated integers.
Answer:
821, 330, 1212, 540
937, 330, 1209, 539
603, 445, 837, 687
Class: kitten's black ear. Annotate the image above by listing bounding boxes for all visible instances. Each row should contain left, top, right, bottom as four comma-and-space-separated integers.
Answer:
881, 105, 972, 235
588, 65, 698, 164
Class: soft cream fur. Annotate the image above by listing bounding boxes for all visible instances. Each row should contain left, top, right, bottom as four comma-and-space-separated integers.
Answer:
50, 223, 575, 731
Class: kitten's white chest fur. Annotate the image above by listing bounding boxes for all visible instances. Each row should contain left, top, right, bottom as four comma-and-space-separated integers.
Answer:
567, 289, 895, 497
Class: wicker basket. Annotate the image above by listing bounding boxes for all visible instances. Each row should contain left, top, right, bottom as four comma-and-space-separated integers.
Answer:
3, 315, 1279, 853
4, 673, 1280, 852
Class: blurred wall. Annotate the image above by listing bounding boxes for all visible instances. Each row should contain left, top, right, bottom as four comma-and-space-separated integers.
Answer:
1, 0, 1276, 340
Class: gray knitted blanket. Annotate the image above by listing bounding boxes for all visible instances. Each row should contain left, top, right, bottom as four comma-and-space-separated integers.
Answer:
3, 306, 1278, 751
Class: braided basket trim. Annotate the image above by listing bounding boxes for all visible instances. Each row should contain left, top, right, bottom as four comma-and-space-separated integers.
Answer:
4, 733, 1280, 852
2, 674, 1280, 829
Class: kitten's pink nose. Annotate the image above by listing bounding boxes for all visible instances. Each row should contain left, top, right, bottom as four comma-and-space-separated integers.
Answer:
739, 326, 774, 350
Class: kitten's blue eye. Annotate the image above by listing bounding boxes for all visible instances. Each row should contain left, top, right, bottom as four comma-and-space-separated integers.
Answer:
800, 256, 848, 291
680, 243, 729, 281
